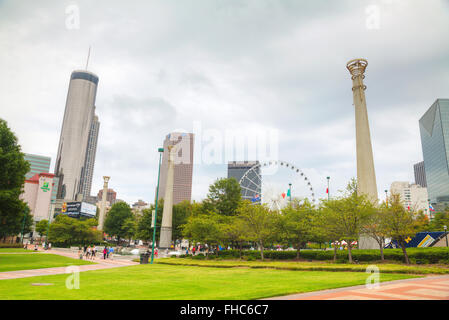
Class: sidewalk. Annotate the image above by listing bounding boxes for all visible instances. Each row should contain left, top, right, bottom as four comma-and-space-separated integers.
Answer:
0, 249, 138, 280
265, 275, 449, 300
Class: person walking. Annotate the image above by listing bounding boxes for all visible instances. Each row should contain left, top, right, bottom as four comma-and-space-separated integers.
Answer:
109, 247, 114, 260
103, 247, 107, 259
86, 246, 91, 259
92, 245, 96, 260
78, 247, 83, 259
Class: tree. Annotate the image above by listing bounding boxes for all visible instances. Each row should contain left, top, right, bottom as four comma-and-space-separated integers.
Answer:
237, 201, 279, 261
35, 219, 49, 241
280, 199, 316, 260
104, 202, 134, 243
48, 215, 101, 245
321, 179, 375, 263
121, 217, 137, 244
204, 178, 242, 216
172, 200, 193, 241
0, 118, 30, 241
182, 212, 222, 257
428, 210, 449, 231
220, 215, 248, 259
361, 205, 388, 261
383, 194, 418, 265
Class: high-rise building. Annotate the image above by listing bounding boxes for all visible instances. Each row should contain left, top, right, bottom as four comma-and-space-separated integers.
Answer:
390, 181, 430, 218
414, 161, 427, 188
24, 154, 51, 179
158, 133, 194, 205
419, 99, 449, 210
97, 188, 117, 205
81, 115, 100, 200
54, 70, 100, 202
227, 161, 261, 201
24, 153, 59, 206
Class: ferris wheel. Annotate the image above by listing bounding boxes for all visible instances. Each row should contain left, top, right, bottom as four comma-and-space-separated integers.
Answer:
238, 160, 316, 211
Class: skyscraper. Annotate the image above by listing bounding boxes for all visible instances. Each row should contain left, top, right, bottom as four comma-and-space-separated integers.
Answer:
419, 99, 449, 210
55, 70, 100, 201
227, 161, 261, 201
24, 153, 51, 179
413, 161, 427, 188
158, 133, 194, 205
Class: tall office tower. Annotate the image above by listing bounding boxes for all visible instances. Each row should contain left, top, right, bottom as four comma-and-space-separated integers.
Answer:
390, 181, 429, 217
158, 133, 194, 204
414, 161, 427, 188
24, 153, 51, 179
80, 115, 100, 200
97, 188, 117, 205
54, 70, 100, 201
227, 161, 261, 201
346, 59, 378, 202
419, 99, 449, 210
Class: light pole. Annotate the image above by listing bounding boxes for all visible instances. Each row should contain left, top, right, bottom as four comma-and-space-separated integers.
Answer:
385, 190, 388, 207
20, 207, 28, 244
444, 225, 448, 247
326, 177, 330, 200
150, 147, 164, 264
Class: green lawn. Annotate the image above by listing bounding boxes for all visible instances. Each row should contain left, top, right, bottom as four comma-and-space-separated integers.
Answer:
0, 248, 34, 253
0, 263, 417, 300
0, 253, 95, 272
157, 258, 449, 274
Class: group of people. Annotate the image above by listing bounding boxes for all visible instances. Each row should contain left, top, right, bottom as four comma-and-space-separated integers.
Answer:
78, 245, 114, 260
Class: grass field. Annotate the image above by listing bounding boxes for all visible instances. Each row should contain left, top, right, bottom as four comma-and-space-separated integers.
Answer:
0, 263, 417, 300
0, 248, 34, 253
0, 253, 95, 272
157, 258, 449, 274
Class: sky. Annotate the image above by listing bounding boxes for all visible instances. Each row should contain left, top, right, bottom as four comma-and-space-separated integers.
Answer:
1, 0, 449, 205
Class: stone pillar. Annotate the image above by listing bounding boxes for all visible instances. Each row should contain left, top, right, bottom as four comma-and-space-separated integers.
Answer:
347, 59, 378, 249
98, 176, 110, 231
346, 59, 378, 201
159, 145, 176, 249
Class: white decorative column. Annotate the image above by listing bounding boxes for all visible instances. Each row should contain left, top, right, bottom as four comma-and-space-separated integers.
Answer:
159, 145, 176, 249
347, 59, 379, 250
98, 176, 110, 231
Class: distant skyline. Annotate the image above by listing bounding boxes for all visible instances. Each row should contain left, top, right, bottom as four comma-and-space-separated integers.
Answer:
1, 1, 449, 204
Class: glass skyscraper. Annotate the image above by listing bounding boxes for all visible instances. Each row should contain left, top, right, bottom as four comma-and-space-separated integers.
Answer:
419, 99, 449, 209
227, 161, 261, 201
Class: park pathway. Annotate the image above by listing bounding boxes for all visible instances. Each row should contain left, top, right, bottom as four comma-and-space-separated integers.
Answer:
266, 275, 449, 300
0, 248, 138, 280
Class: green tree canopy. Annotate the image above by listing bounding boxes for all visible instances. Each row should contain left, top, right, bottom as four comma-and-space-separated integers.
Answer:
104, 202, 134, 243
48, 215, 101, 245
0, 118, 31, 241
204, 177, 242, 216
35, 219, 49, 238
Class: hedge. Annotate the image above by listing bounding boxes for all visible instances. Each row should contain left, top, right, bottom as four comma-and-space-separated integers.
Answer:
178, 248, 449, 264
0, 243, 23, 248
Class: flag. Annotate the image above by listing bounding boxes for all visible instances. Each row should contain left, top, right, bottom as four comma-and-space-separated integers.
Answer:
287, 189, 291, 197
281, 192, 286, 199
326, 188, 329, 194
429, 204, 435, 212
407, 205, 410, 211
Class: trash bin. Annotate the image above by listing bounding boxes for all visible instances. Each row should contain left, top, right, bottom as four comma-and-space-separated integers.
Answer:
140, 253, 149, 264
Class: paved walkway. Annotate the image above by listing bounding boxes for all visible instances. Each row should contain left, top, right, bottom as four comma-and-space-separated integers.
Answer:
266, 275, 449, 300
0, 249, 138, 280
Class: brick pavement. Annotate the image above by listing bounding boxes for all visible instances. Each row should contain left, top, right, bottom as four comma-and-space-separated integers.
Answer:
0, 249, 138, 280
266, 275, 449, 300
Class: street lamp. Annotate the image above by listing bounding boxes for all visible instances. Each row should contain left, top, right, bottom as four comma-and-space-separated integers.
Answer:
326, 176, 330, 201
444, 225, 448, 248
44, 200, 55, 249
385, 190, 388, 207
150, 147, 164, 264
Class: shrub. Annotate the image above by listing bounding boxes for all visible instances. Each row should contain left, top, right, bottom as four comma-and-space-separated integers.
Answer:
0, 243, 22, 248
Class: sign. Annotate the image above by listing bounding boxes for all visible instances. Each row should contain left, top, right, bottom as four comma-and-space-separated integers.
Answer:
41, 181, 51, 192
64, 202, 96, 218
417, 234, 435, 248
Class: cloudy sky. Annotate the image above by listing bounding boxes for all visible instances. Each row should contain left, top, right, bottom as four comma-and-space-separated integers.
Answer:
1, 0, 449, 204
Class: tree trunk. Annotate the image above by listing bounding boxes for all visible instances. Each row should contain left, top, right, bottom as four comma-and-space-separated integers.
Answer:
260, 240, 264, 261
239, 242, 243, 260
333, 245, 337, 262
296, 244, 301, 261
400, 240, 410, 265
379, 240, 384, 261
347, 243, 353, 264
